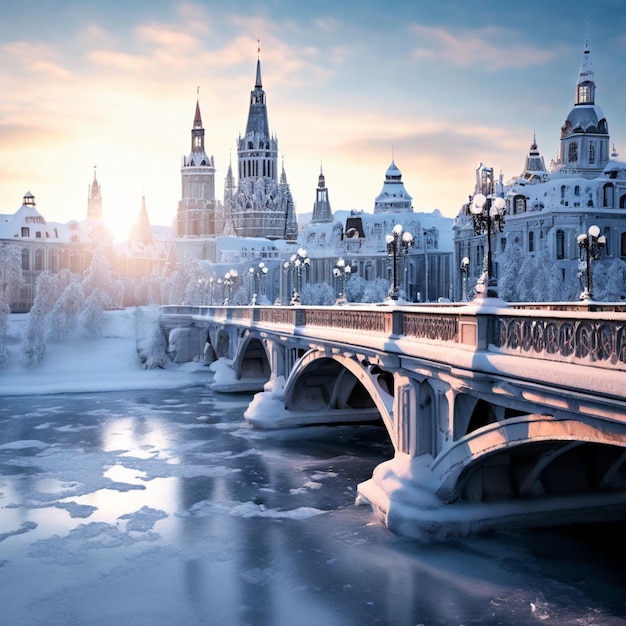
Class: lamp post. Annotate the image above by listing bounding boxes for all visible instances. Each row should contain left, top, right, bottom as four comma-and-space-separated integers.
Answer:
460, 256, 470, 301
386, 224, 413, 301
285, 248, 310, 304
248, 262, 269, 304
469, 193, 506, 298
223, 269, 238, 304
333, 257, 351, 303
577, 225, 606, 301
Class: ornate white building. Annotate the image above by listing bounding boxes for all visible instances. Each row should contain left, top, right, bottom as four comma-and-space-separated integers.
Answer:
301, 159, 453, 303
453, 38, 626, 301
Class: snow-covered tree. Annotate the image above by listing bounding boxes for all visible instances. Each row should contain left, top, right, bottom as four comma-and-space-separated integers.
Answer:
592, 258, 626, 302
0, 245, 22, 369
361, 278, 389, 303
301, 282, 335, 305
345, 275, 367, 303
48, 280, 85, 341
498, 240, 524, 302
23, 271, 61, 368
81, 288, 111, 337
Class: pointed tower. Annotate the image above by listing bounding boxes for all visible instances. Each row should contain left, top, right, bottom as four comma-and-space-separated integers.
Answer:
374, 159, 413, 214
311, 165, 334, 224
176, 97, 217, 237
226, 55, 296, 239
87, 166, 102, 220
556, 36, 609, 176
131, 195, 154, 246
519, 134, 549, 183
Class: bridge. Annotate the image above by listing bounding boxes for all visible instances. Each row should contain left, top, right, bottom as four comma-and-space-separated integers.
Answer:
159, 300, 626, 539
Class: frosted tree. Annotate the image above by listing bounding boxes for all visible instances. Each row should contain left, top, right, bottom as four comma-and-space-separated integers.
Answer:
361, 278, 390, 303
531, 242, 564, 302
592, 258, 626, 302
301, 282, 335, 305
346, 275, 367, 303
81, 288, 111, 337
0, 244, 25, 368
143, 325, 169, 369
23, 271, 61, 368
498, 240, 524, 302
167, 269, 186, 304
48, 280, 85, 341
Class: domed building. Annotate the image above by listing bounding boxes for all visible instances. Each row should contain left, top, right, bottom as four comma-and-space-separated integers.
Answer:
453, 37, 626, 302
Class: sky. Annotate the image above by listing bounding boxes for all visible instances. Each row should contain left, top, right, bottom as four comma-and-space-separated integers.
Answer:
1, 0, 626, 241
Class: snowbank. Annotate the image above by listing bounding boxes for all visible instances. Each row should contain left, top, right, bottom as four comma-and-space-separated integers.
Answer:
0, 308, 210, 396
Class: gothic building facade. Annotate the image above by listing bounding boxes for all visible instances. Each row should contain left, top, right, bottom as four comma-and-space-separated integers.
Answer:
224, 59, 297, 240
453, 38, 626, 301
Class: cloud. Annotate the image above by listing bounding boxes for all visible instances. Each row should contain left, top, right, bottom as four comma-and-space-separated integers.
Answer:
409, 23, 557, 70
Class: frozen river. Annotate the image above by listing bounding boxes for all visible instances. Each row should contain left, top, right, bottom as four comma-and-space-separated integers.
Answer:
1, 386, 626, 625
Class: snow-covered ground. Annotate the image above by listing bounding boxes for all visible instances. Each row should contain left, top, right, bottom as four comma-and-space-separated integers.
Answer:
1, 307, 208, 396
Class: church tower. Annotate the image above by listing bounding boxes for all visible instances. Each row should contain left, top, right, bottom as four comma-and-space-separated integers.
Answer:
176, 98, 218, 237
311, 165, 333, 224
87, 166, 102, 220
226, 55, 296, 239
556, 36, 609, 176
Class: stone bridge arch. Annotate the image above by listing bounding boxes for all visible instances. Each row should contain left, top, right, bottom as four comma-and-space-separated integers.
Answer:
232, 332, 271, 383
432, 415, 626, 504
282, 350, 395, 434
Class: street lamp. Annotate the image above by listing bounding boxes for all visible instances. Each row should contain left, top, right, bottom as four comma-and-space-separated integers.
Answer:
333, 257, 352, 303
248, 262, 269, 304
469, 193, 506, 298
386, 224, 413, 301
460, 256, 470, 301
577, 225, 606, 301
285, 248, 310, 304
223, 269, 238, 304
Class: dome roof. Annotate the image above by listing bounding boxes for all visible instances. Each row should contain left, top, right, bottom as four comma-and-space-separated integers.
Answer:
562, 104, 608, 137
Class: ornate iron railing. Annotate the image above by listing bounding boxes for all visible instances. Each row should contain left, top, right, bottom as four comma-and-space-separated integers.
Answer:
494, 315, 626, 368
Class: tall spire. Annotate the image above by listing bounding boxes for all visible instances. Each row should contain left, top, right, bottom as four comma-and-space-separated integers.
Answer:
311, 162, 333, 224
575, 33, 595, 105
87, 165, 102, 220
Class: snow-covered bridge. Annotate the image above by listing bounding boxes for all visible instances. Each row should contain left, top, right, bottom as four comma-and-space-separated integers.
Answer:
160, 301, 626, 539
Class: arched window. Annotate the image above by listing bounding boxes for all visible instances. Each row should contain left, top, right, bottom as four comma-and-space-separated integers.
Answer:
568, 141, 578, 163
560, 185, 567, 204
528, 231, 535, 253
589, 141, 596, 164
49, 249, 58, 272
556, 230, 565, 259
21, 248, 30, 270
34, 249, 43, 271
603, 183, 614, 208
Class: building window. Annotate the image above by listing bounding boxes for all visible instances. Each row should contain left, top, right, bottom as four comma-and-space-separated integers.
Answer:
21, 227, 30, 237
556, 230, 565, 259
621, 232, 626, 259
603, 183, 614, 208
568, 142, 578, 163
574, 185, 580, 196
500, 237, 506, 253
21, 248, 30, 270
529, 231, 535, 253
589, 141, 596, 164
34, 249, 44, 270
